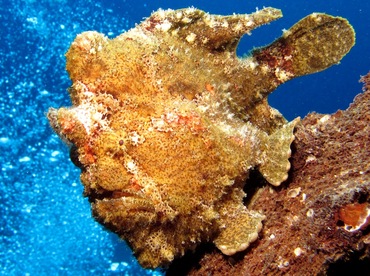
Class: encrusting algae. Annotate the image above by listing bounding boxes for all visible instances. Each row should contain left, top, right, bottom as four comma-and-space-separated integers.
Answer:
47, 7, 355, 268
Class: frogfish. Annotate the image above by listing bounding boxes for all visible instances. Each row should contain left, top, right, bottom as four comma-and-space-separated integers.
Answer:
47, 7, 355, 268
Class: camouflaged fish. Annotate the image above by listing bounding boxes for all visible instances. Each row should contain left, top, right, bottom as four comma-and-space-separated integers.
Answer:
47, 7, 355, 268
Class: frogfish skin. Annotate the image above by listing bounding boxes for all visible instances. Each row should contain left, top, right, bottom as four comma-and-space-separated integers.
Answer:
47, 7, 355, 268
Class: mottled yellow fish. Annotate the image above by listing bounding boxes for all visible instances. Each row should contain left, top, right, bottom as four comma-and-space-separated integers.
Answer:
48, 7, 354, 268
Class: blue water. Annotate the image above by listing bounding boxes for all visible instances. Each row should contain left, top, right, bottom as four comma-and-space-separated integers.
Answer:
0, 0, 369, 275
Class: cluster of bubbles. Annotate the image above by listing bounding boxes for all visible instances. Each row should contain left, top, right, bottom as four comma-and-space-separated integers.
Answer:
0, 0, 162, 274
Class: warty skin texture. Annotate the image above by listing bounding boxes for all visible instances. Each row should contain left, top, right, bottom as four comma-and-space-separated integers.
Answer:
47, 7, 355, 268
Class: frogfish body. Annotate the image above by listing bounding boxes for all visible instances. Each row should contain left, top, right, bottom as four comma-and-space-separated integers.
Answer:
48, 7, 354, 268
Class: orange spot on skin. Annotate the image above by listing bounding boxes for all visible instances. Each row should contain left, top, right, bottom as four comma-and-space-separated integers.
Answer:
59, 117, 75, 134
162, 112, 205, 133
129, 177, 143, 191
205, 83, 214, 93
177, 114, 205, 132
81, 143, 96, 165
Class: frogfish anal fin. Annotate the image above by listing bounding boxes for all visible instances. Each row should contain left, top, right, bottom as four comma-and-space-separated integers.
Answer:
214, 205, 265, 256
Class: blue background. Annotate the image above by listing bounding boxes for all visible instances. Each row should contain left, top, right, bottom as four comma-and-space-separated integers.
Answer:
1, 0, 369, 275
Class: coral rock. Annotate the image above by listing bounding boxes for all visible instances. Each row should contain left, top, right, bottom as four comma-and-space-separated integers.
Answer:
47, 7, 355, 268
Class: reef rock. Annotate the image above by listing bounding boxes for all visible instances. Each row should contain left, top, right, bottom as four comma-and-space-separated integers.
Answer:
47, 7, 355, 268
168, 72, 370, 276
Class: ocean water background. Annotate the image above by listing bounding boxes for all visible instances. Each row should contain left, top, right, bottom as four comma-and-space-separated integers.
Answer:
0, 0, 369, 275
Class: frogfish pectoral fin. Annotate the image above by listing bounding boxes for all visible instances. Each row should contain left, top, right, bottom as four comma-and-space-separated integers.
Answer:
259, 117, 300, 186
